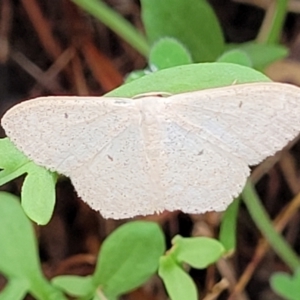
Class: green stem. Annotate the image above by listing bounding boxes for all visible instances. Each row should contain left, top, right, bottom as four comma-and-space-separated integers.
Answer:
0, 165, 28, 186
242, 181, 300, 271
256, 0, 288, 44
71, 0, 149, 56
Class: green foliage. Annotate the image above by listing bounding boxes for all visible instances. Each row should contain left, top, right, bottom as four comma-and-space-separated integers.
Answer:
0, 192, 67, 300
270, 268, 300, 300
217, 49, 252, 67
141, 0, 225, 62
149, 37, 192, 70
219, 197, 241, 253
226, 42, 288, 70
158, 235, 225, 299
0, 199, 165, 299
170, 235, 225, 268
93, 221, 165, 298
52, 221, 165, 298
70, 0, 288, 74
52, 276, 94, 298
107, 62, 270, 97
159, 255, 198, 300
0, 138, 56, 225
21, 166, 57, 225
0, 137, 30, 183
0, 278, 29, 300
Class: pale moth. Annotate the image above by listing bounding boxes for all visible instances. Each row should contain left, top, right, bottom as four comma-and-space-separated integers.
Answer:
2, 82, 300, 219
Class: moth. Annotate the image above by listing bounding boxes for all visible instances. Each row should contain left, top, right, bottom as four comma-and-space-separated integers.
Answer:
2, 82, 300, 219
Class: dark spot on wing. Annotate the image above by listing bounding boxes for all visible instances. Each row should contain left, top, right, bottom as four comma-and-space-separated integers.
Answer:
64, 113, 68, 118
197, 150, 204, 155
114, 99, 130, 104
107, 155, 113, 161
239, 101, 243, 108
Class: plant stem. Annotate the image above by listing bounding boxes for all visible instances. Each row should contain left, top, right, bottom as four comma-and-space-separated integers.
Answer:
71, 0, 149, 56
242, 181, 300, 271
0, 164, 29, 186
97, 288, 108, 300
256, 0, 288, 44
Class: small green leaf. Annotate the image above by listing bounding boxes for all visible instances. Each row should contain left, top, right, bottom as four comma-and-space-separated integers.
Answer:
21, 164, 57, 225
0, 192, 42, 278
93, 221, 165, 298
0, 138, 57, 225
52, 275, 94, 297
0, 138, 30, 186
158, 255, 197, 300
0, 192, 66, 299
171, 235, 225, 269
141, 0, 224, 62
149, 38, 192, 70
219, 197, 241, 253
270, 268, 300, 300
0, 138, 29, 170
227, 42, 288, 70
217, 49, 252, 67
106, 63, 271, 98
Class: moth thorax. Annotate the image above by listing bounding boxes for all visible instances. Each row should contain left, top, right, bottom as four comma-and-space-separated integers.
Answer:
136, 97, 165, 125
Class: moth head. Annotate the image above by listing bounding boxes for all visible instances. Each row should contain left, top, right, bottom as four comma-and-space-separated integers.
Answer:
132, 92, 172, 99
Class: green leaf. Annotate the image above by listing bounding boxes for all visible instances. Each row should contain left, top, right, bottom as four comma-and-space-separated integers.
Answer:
0, 138, 29, 170
0, 192, 42, 279
141, 0, 224, 62
106, 62, 271, 98
0, 278, 29, 300
219, 197, 241, 253
52, 275, 94, 297
125, 38, 193, 82
0, 138, 57, 225
217, 49, 252, 67
158, 255, 197, 300
21, 164, 57, 225
149, 37, 192, 70
270, 268, 300, 300
171, 236, 225, 269
227, 42, 288, 70
0, 138, 30, 186
52, 221, 165, 299
0, 192, 67, 299
93, 221, 165, 298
